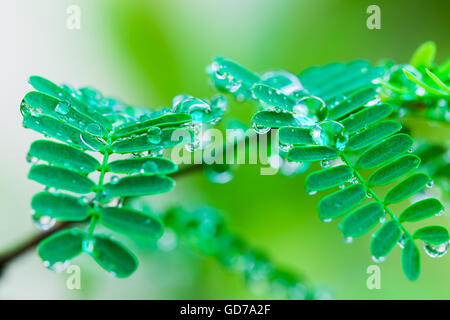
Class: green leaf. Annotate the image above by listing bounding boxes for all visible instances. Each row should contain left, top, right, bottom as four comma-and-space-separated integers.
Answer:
413, 226, 450, 245
23, 91, 107, 137
288, 146, 339, 162
28, 165, 96, 194
341, 104, 393, 135
339, 202, 385, 238
28, 140, 100, 174
368, 154, 421, 186
251, 84, 295, 110
328, 87, 379, 120
355, 134, 414, 169
99, 207, 164, 240
251, 111, 299, 128
31, 192, 90, 221
279, 126, 314, 145
305, 165, 352, 192
112, 113, 192, 138
102, 175, 175, 198
384, 173, 431, 204
318, 184, 366, 221
346, 120, 402, 151
402, 238, 421, 281
403, 69, 444, 96
425, 68, 450, 94
22, 113, 106, 151
38, 229, 85, 268
107, 157, 178, 175
28, 76, 111, 130
87, 235, 138, 278
212, 57, 260, 87
399, 198, 444, 222
410, 41, 436, 68
370, 220, 402, 260
110, 127, 192, 153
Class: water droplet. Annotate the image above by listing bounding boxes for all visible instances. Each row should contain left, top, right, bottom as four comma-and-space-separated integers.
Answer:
424, 241, 449, 258
26, 153, 38, 164
149, 147, 165, 157
323, 218, 332, 223
366, 192, 373, 199
339, 184, 346, 189
293, 95, 327, 122
157, 229, 178, 251
320, 160, 331, 168
43, 260, 71, 273
397, 233, 407, 248
140, 161, 158, 175
252, 122, 271, 134
147, 127, 162, 144
348, 176, 359, 184
55, 100, 71, 115
31, 211, 56, 231
279, 142, 292, 153
20, 100, 32, 116
204, 165, 234, 184
85, 123, 102, 136
372, 255, 385, 263
110, 176, 119, 184
343, 236, 353, 244
210, 94, 228, 113
280, 161, 310, 177
426, 180, 434, 188
310, 120, 348, 151
308, 190, 317, 196
82, 238, 96, 254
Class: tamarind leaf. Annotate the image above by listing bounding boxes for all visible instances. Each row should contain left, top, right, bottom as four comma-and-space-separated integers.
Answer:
305, 165, 353, 192
86, 235, 138, 278
251, 111, 299, 128
402, 238, 421, 281
318, 184, 366, 221
28, 140, 101, 174
370, 220, 402, 260
251, 84, 295, 110
23, 91, 108, 138
413, 226, 450, 245
346, 120, 402, 151
355, 134, 414, 169
339, 202, 385, 238
22, 113, 106, 151
384, 173, 431, 204
410, 41, 436, 68
341, 103, 393, 135
110, 127, 193, 153
112, 113, 192, 138
279, 127, 314, 145
107, 157, 178, 175
399, 198, 444, 223
31, 192, 90, 221
328, 87, 379, 120
102, 175, 175, 198
99, 207, 164, 240
28, 75, 111, 130
38, 229, 86, 268
368, 154, 421, 186
28, 165, 96, 194
288, 146, 339, 162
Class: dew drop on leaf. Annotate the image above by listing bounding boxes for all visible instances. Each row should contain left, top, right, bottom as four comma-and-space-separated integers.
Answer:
31, 211, 56, 231
424, 241, 449, 258
146, 127, 162, 144
55, 100, 71, 115
204, 165, 234, 184
310, 120, 348, 151
252, 122, 270, 135
85, 123, 102, 136
43, 260, 71, 273
372, 255, 385, 263
140, 161, 158, 174
343, 236, 353, 244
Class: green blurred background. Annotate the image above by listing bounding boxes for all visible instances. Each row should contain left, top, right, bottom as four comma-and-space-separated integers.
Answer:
0, 0, 448, 299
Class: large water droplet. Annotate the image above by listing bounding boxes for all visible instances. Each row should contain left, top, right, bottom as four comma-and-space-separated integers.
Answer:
85, 123, 102, 136
147, 127, 162, 144
31, 211, 56, 231
252, 122, 271, 134
310, 120, 348, 151
424, 241, 449, 258
140, 161, 158, 174
293, 95, 327, 123
55, 100, 71, 115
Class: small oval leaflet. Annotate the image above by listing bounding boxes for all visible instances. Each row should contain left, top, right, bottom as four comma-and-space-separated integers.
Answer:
99, 207, 164, 241
86, 235, 138, 278
251, 84, 295, 110
402, 238, 421, 281
305, 165, 353, 192
341, 104, 393, 135
370, 220, 402, 260
29, 140, 101, 174
328, 87, 379, 120
346, 120, 402, 151
318, 184, 366, 221
399, 198, 444, 223
339, 202, 385, 238
413, 226, 450, 245
28, 165, 96, 194
288, 146, 339, 162
384, 172, 431, 204
251, 111, 299, 128
102, 175, 175, 198
32, 192, 91, 221
279, 126, 314, 145
38, 229, 86, 268
368, 154, 421, 186
355, 134, 414, 169
107, 157, 178, 175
